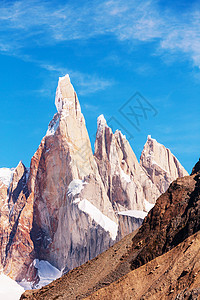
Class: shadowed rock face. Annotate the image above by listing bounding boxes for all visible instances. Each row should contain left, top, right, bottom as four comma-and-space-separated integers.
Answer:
0, 162, 36, 283
129, 172, 200, 270
191, 158, 200, 175
0, 75, 188, 287
20, 160, 200, 300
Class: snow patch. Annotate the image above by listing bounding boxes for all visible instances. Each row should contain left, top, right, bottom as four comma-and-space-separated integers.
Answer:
78, 199, 118, 240
118, 210, 147, 219
67, 179, 87, 197
18, 280, 32, 291
25, 167, 30, 182
0, 168, 15, 187
120, 167, 131, 183
55, 84, 63, 113
34, 259, 61, 288
73, 197, 80, 204
46, 117, 60, 136
144, 199, 155, 212
0, 274, 24, 300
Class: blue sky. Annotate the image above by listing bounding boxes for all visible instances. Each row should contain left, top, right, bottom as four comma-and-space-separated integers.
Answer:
0, 0, 200, 173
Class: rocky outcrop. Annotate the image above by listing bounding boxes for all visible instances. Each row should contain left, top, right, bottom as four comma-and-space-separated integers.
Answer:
129, 173, 200, 271
140, 135, 188, 194
85, 232, 200, 300
191, 158, 200, 175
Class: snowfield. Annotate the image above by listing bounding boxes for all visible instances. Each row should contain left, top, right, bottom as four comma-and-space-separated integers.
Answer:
0, 274, 24, 300
0, 168, 15, 187
77, 198, 118, 240
118, 210, 148, 219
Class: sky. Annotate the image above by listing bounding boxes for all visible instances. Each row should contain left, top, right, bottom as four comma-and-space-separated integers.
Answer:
0, 0, 200, 173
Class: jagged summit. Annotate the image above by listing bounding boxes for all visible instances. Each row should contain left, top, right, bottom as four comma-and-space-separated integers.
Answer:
59, 73, 70, 82
97, 114, 107, 126
96, 114, 126, 140
140, 135, 188, 193
55, 73, 81, 115
96, 114, 108, 138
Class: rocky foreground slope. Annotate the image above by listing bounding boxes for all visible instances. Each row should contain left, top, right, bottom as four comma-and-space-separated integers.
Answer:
86, 232, 200, 300
21, 159, 200, 299
0, 75, 188, 288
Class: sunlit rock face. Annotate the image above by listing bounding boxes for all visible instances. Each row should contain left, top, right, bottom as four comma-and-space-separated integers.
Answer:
94, 116, 162, 213
140, 135, 188, 194
30, 75, 117, 272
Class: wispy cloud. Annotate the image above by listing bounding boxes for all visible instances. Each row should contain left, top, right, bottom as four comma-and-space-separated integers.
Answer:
27, 60, 113, 95
83, 103, 99, 112
1, 0, 200, 69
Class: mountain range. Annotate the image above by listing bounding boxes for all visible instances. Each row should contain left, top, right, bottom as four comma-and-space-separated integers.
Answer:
0, 75, 188, 295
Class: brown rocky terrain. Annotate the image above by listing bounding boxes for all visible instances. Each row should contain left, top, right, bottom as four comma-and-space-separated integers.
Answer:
20, 159, 200, 299
86, 232, 200, 300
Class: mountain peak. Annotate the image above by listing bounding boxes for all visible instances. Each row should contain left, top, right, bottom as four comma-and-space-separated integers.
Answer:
96, 114, 108, 138
55, 73, 77, 113
147, 134, 151, 140
140, 135, 188, 193
58, 73, 70, 83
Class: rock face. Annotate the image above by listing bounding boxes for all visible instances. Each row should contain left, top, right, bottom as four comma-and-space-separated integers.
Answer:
94, 116, 160, 212
0, 74, 188, 288
20, 159, 200, 300
0, 162, 36, 283
30, 75, 117, 273
140, 135, 188, 194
